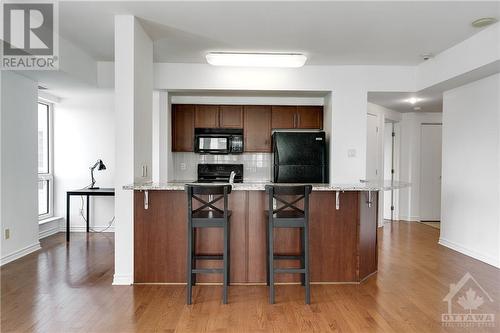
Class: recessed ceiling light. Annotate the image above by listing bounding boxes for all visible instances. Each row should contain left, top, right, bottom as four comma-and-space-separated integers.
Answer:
421, 53, 434, 61
471, 17, 498, 28
413, 106, 421, 111
406, 97, 420, 105
205, 52, 307, 68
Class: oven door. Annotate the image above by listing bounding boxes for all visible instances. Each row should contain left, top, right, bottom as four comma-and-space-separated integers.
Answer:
195, 136, 230, 154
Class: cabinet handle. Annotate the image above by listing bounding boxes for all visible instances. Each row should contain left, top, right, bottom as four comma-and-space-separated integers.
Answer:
366, 191, 372, 208
144, 191, 149, 210
293, 113, 297, 128
296, 112, 300, 128
336, 191, 340, 210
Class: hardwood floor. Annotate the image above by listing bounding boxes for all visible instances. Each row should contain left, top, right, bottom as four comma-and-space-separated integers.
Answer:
1, 222, 499, 332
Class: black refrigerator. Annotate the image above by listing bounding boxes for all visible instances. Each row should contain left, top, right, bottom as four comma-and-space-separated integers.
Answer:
272, 131, 328, 183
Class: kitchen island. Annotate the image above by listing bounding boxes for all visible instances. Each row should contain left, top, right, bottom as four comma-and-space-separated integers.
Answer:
125, 181, 408, 284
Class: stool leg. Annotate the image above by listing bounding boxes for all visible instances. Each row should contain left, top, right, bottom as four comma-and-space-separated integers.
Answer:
268, 220, 275, 304
223, 221, 229, 304
192, 229, 196, 286
300, 227, 305, 286
227, 221, 231, 286
265, 221, 270, 286
304, 224, 310, 305
186, 224, 193, 305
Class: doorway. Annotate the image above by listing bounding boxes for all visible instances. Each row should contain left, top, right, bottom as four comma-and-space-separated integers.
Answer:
420, 123, 442, 222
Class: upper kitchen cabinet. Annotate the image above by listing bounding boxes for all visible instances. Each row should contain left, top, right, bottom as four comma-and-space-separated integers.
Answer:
195, 105, 219, 128
271, 105, 323, 129
219, 105, 244, 128
244, 105, 272, 152
271, 106, 296, 129
296, 106, 323, 129
172, 104, 195, 152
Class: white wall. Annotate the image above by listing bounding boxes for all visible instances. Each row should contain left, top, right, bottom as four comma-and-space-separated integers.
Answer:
0, 72, 40, 265
440, 73, 500, 268
53, 89, 115, 231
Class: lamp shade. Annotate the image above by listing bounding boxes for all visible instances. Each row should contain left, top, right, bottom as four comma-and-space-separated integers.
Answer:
97, 160, 106, 170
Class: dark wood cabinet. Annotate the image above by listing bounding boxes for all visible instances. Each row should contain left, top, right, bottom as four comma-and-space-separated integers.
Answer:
244, 105, 272, 152
272, 105, 323, 129
219, 105, 243, 128
271, 106, 297, 129
297, 106, 323, 129
171, 103, 323, 152
195, 105, 219, 128
172, 104, 194, 152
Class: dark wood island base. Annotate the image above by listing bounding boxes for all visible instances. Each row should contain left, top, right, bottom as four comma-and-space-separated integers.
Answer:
134, 189, 378, 285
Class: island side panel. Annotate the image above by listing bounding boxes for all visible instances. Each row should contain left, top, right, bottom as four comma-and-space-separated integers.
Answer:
309, 191, 359, 282
358, 191, 379, 281
134, 190, 187, 283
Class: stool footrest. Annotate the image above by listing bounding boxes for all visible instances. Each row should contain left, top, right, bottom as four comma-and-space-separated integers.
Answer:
194, 255, 223, 260
192, 268, 224, 274
273, 254, 303, 260
274, 268, 306, 274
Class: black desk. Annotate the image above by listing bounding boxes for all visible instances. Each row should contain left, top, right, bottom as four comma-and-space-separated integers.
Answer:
66, 188, 115, 242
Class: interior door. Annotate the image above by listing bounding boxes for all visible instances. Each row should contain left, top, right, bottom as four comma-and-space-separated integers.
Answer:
420, 124, 442, 221
366, 114, 379, 180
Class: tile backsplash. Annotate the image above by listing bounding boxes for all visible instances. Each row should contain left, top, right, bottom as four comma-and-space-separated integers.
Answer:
172, 153, 272, 181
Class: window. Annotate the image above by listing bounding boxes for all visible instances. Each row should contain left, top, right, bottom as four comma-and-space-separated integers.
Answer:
38, 102, 53, 220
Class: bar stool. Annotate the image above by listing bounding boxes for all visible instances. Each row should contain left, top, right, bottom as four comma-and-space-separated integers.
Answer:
185, 184, 232, 305
265, 185, 312, 304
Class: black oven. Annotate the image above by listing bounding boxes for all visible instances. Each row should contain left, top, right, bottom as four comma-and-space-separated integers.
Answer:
194, 128, 243, 154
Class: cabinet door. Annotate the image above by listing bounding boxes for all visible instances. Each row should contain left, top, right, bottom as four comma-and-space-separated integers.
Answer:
244, 105, 272, 152
296, 106, 323, 129
195, 105, 219, 128
271, 106, 297, 129
219, 105, 243, 128
172, 104, 194, 152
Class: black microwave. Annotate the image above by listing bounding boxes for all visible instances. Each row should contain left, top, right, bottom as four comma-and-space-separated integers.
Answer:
194, 128, 244, 154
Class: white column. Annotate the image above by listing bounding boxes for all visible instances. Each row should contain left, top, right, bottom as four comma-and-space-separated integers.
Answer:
113, 15, 153, 285
330, 88, 368, 182
152, 90, 169, 182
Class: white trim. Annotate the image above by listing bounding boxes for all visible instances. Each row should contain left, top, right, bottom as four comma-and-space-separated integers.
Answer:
39, 216, 62, 225
39, 224, 60, 239
439, 237, 500, 268
0, 242, 41, 266
38, 91, 61, 104
112, 274, 133, 285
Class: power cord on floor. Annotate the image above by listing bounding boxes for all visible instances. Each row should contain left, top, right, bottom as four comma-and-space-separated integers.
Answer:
78, 184, 115, 233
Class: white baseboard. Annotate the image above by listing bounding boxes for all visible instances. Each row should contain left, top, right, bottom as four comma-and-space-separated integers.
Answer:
439, 237, 500, 268
399, 215, 420, 222
0, 242, 41, 266
113, 274, 133, 285
39, 217, 63, 239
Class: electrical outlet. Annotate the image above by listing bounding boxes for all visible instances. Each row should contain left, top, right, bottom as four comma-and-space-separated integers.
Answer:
347, 149, 357, 158
142, 165, 148, 177
180, 163, 186, 171
4, 228, 10, 240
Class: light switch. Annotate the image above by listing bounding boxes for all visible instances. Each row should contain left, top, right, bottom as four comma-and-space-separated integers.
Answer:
348, 149, 357, 158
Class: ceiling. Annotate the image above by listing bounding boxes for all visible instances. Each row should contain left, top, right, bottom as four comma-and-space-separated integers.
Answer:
368, 91, 443, 113
59, 1, 500, 65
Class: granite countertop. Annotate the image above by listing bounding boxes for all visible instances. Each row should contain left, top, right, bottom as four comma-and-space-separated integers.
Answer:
123, 180, 410, 192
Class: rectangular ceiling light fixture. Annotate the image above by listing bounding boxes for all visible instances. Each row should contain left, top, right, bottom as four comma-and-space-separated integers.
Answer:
206, 52, 307, 68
